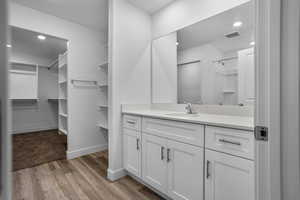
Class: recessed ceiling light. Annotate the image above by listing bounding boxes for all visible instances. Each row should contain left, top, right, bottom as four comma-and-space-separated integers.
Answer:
176, 42, 179, 46
37, 35, 46, 40
250, 41, 255, 46
6, 44, 11, 48
233, 21, 243, 28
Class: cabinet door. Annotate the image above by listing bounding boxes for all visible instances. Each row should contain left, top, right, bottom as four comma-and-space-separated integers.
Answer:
123, 128, 141, 177
205, 149, 254, 200
167, 140, 204, 200
142, 133, 168, 193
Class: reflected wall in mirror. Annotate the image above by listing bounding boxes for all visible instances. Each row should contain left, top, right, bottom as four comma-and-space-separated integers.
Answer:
152, 1, 255, 106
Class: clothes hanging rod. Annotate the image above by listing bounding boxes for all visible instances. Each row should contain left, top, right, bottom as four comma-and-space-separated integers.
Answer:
213, 56, 238, 63
177, 60, 201, 66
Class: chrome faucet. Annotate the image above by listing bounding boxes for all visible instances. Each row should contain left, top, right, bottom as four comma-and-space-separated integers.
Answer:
185, 103, 193, 114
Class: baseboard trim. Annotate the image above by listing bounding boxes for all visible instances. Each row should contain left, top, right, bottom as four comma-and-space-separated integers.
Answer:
107, 168, 126, 181
13, 127, 58, 134
67, 144, 108, 159
127, 172, 171, 200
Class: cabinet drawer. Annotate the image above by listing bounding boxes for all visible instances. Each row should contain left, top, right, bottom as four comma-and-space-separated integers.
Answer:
142, 117, 204, 147
123, 115, 141, 131
205, 126, 254, 160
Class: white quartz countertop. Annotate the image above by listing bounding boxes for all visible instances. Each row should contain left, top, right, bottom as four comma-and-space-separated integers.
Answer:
122, 109, 254, 131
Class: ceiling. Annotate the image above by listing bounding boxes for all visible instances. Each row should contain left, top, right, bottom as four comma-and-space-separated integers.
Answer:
11, 0, 108, 31
11, 26, 68, 66
178, 2, 254, 52
11, 0, 173, 31
127, 0, 176, 13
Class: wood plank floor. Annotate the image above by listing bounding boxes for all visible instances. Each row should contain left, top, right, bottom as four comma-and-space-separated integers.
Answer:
13, 150, 165, 200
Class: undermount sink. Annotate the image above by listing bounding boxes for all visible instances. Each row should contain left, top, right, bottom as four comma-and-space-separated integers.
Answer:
166, 113, 200, 117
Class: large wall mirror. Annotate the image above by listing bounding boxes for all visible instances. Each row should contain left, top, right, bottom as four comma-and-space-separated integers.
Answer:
152, 1, 255, 106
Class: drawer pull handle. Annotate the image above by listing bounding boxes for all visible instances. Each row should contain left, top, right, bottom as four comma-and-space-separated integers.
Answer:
127, 120, 136, 125
136, 138, 140, 150
161, 146, 165, 160
219, 139, 241, 146
206, 160, 211, 179
167, 148, 171, 162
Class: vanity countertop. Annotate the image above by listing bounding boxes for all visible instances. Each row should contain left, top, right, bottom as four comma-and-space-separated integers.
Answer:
122, 109, 254, 131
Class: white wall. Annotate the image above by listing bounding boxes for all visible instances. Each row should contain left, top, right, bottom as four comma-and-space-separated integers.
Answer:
11, 66, 59, 134
108, 0, 151, 179
152, 0, 250, 38
9, 2, 108, 157
178, 44, 224, 104
11, 50, 53, 67
152, 32, 177, 103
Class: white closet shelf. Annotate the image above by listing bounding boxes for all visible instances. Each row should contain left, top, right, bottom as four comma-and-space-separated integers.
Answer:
59, 113, 68, 118
59, 128, 68, 135
9, 69, 37, 75
98, 62, 108, 68
98, 84, 108, 87
48, 98, 59, 102
59, 63, 67, 69
10, 98, 39, 101
99, 104, 108, 108
223, 90, 236, 94
97, 123, 108, 130
223, 72, 238, 76
59, 80, 68, 84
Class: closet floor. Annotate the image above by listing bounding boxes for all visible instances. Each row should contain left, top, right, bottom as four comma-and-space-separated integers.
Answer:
13, 151, 165, 200
13, 130, 67, 171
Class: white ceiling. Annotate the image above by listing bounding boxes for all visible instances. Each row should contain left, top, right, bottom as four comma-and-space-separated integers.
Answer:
127, 0, 176, 13
178, 2, 254, 52
11, 26, 68, 65
11, 0, 108, 31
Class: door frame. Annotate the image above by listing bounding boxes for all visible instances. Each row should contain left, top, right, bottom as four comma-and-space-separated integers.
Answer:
0, 0, 11, 199
255, 0, 281, 200
0, 0, 283, 199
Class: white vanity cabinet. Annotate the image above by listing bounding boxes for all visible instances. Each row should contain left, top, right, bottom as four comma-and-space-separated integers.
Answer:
142, 117, 204, 200
122, 114, 254, 200
204, 149, 254, 200
142, 133, 204, 200
142, 133, 168, 193
205, 126, 255, 200
167, 139, 204, 200
123, 115, 142, 178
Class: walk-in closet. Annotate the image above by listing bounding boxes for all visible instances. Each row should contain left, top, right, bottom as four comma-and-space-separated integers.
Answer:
10, 26, 69, 170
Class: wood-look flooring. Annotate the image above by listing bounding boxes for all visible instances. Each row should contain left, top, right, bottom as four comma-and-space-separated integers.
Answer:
13, 151, 165, 200
13, 130, 67, 171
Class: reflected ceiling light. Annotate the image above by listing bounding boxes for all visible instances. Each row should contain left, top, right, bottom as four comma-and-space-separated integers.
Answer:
250, 41, 255, 46
176, 42, 179, 46
6, 44, 11, 48
233, 21, 243, 28
37, 35, 46, 40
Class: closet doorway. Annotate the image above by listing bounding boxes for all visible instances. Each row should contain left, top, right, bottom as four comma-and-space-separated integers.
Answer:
9, 26, 69, 171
